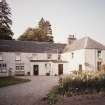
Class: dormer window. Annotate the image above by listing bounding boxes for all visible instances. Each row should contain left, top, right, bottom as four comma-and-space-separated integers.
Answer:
16, 53, 21, 61
97, 50, 101, 58
47, 53, 52, 59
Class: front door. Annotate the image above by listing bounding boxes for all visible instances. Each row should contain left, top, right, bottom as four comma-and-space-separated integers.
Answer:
79, 64, 82, 72
58, 64, 63, 75
33, 65, 39, 75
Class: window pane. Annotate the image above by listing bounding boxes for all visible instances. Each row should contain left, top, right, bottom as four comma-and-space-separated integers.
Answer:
16, 53, 21, 61
97, 50, 101, 58
0, 56, 3, 60
72, 53, 74, 59
16, 65, 24, 70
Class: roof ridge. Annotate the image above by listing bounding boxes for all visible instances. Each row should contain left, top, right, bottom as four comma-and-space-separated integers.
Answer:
0, 40, 66, 45
63, 36, 105, 52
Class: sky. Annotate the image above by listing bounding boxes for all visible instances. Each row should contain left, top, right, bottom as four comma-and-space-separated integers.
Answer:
6, 0, 105, 44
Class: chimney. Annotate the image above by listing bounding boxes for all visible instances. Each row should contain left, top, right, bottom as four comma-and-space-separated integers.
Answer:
68, 35, 76, 44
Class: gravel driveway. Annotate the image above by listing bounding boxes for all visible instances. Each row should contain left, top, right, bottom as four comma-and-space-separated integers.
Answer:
0, 76, 58, 105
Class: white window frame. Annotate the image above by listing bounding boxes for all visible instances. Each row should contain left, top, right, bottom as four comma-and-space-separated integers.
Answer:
0, 53, 3, 61
0, 63, 7, 73
15, 53, 21, 61
97, 50, 101, 58
71, 52, 74, 59
15, 63, 24, 71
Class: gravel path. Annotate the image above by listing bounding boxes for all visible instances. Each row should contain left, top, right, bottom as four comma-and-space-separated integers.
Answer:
0, 76, 58, 105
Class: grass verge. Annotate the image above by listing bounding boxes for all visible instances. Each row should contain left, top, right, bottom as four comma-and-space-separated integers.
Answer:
0, 77, 30, 88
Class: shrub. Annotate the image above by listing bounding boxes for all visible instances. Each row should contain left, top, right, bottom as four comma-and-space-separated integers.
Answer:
58, 71, 105, 96
47, 86, 59, 105
46, 73, 50, 76
47, 71, 105, 104
102, 64, 105, 71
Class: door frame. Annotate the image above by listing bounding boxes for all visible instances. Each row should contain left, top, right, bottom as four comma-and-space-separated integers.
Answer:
33, 65, 39, 76
58, 64, 63, 75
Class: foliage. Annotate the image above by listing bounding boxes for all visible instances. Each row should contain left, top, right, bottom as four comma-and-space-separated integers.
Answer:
102, 64, 105, 71
0, 0, 13, 40
47, 86, 59, 105
18, 18, 53, 42
0, 77, 30, 88
47, 71, 105, 104
58, 71, 105, 96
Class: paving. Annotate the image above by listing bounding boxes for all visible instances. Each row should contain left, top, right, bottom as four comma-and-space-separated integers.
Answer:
0, 76, 58, 105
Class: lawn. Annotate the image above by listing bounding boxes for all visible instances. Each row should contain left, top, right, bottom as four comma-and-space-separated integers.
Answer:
0, 77, 30, 88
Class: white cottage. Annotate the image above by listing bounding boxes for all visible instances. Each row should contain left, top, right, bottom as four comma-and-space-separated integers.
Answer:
63, 36, 105, 74
0, 36, 105, 77
0, 40, 66, 77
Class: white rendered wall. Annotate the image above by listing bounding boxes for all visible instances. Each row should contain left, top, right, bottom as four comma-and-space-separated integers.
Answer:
85, 49, 97, 71
62, 49, 85, 74
102, 50, 105, 65
85, 49, 105, 71
0, 52, 59, 76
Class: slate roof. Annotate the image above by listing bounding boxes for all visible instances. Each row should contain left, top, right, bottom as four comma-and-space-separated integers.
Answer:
0, 40, 66, 53
64, 36, 105, 52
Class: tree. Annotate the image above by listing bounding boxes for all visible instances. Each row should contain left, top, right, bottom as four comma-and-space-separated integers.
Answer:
18, 28, 34, 41
0, 0, 13, 40
18, 18, 53, 42
38, 18, 53, 39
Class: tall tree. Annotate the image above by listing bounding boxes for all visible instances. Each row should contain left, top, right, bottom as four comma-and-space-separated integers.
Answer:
18, 18, 53, 42
38, 18, 52, 36
0, 0, 13, 40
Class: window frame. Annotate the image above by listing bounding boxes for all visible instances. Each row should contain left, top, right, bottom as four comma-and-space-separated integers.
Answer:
97, 50, 101, 58
0, 63, 7, 73
15, 63, 24, 71
58, 54, 61, 60
15, 53, 21, 61
47, 53, 52, 59
0, 53, 3, 61
71, 52, 74, 59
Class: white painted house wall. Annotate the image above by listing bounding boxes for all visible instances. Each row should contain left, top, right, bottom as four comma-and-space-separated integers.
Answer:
85, 49, 97, 71
0, 52, 61, 76
0, 49, 105, 77
0, 52, 16, 77
102, 50, 105, 65
62, 49, 85, 74
62, 49, 105, 74
85, 49, 105, 71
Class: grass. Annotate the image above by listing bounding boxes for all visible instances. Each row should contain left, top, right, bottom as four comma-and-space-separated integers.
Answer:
0, 77, 30, 88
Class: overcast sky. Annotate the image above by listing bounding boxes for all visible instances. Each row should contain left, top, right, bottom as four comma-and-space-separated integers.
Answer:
7, 0, 105, 44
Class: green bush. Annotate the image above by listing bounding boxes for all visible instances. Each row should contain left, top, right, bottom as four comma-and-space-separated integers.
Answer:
47, 86, 59, 105
58, 71, 105, 96
47, 71, 105, 105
